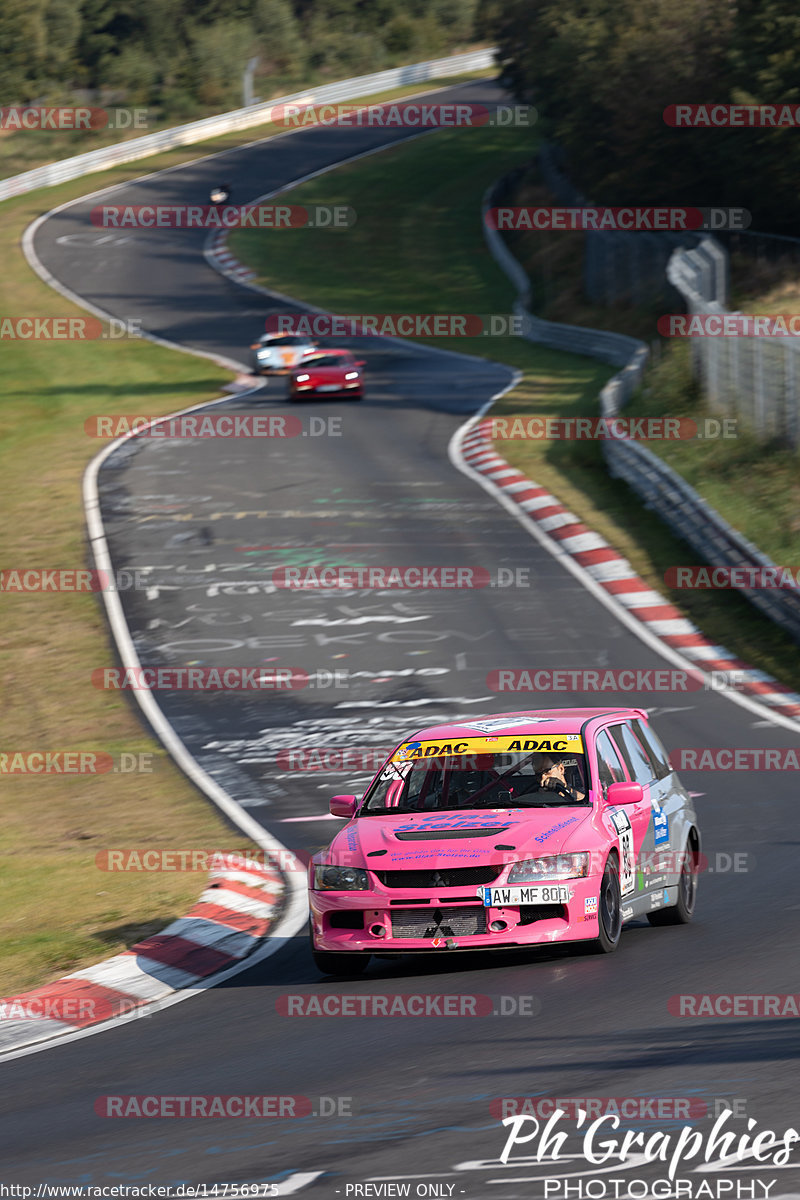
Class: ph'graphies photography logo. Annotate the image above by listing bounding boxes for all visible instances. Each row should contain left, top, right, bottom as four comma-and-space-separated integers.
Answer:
497, 1106, 800, 1190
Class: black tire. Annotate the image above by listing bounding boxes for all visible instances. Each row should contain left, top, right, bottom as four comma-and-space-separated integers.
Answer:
592, 855, 622, 953
648, 840, 698, 926
311, 949, 370, 976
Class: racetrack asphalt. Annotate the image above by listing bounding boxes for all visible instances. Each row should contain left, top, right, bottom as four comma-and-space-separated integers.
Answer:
4, 78, 799, 1197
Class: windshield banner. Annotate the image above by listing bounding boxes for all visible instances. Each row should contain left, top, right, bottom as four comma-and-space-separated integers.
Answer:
392, 735, 585, 759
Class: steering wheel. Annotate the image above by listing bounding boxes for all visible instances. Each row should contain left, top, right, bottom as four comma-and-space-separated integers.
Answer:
540, 777, 576, 801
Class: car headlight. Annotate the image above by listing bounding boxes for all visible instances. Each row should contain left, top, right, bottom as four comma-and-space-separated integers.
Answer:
507, 853, 590, 883
344, 371, 359, 380
313, 865, 369, 891
295, 373, 310, 382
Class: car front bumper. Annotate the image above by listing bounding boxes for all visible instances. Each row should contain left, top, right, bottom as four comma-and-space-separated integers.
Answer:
309, 876, 605, 953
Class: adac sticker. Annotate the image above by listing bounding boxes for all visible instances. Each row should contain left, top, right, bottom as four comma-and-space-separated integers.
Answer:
393, 734, 584, 760
653, 807, 669, 846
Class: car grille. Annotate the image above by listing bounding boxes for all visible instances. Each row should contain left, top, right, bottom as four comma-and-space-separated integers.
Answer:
376, 866, 501, 889
390, 906, 487, 939
518, 904, 567, 925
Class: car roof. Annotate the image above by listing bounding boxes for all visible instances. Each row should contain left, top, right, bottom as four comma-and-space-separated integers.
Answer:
405, 708, 647, 741
261, 331, 314, 341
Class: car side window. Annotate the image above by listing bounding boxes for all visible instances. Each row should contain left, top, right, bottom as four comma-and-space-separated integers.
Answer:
595, 730, 627, 793
631, 718, 672, 781
609, 722, 654, 785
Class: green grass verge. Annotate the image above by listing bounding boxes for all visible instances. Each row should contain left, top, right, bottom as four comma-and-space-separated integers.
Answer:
229, 125, 800, 694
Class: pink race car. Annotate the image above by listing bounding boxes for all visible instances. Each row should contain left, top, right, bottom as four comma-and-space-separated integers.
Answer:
308, 708, 700, 975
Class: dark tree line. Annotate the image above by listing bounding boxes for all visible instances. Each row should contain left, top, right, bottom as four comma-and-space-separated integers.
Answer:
480, 0, 800, 232
1, 0, 478, 119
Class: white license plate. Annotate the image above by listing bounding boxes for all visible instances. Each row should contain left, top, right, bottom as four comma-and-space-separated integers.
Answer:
479, 884, 570, 907
316, 384, 340, 392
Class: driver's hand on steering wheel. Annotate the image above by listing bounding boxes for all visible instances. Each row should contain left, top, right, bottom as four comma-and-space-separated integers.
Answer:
541, 762, 566, 789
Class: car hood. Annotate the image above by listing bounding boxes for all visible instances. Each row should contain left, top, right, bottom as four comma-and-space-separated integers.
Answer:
321, 808, 595, 869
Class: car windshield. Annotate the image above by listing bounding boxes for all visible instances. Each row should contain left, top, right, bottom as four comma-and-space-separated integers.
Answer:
305, 355, 351, 368
361, 748, 590, 814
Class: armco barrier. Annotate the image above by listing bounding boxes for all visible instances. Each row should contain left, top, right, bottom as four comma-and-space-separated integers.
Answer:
0, 48, 495, 202
483, 177, 800, 646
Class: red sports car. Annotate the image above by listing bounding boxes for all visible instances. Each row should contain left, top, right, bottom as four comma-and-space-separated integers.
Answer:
288, 349, 365, 401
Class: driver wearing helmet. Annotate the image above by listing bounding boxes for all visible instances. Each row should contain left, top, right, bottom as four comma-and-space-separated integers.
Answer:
533, 752, 585, 801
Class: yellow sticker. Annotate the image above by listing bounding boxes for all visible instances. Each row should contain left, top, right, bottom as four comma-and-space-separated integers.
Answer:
393, 735, 584, 760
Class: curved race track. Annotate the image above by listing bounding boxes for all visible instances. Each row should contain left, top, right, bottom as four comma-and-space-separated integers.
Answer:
3, 78, 799, 1197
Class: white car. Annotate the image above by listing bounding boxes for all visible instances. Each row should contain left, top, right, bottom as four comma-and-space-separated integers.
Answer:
250, 332, 318, 374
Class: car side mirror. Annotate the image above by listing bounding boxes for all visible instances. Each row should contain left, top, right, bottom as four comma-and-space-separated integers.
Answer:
355, 360, 366, 367
605, 781, 644, 805
330, 794, 358, 818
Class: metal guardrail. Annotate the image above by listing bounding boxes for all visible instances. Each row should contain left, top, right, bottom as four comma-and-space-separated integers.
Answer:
483, 176, 800, 646
0, 48, 496, 202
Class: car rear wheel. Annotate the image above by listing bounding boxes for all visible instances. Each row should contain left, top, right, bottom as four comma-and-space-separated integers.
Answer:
647, 840, 698, 925
592, 855, 622, 953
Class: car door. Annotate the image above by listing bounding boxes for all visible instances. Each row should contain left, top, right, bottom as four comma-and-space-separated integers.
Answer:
607, 720, 674, 908
593, 727, 650, 906
630, 716, 692, 890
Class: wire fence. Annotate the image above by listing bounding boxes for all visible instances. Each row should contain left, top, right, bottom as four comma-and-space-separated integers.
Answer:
668, 237, 800, 447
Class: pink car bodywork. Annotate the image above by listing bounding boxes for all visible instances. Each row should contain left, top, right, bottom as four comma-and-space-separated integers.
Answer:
308, 708, 700, 960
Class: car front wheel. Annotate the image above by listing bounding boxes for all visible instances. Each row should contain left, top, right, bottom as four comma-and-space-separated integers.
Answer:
311, 948, 370, 976
593, 855, 622, 953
